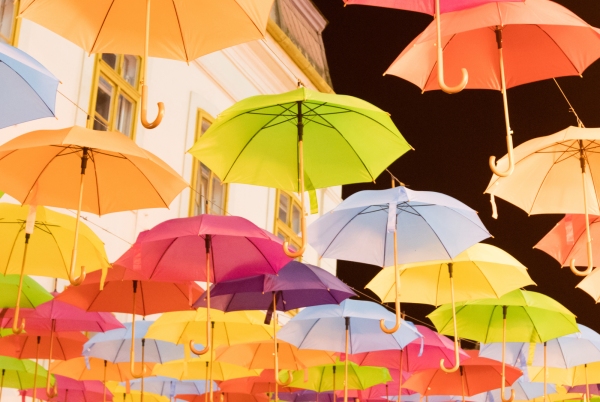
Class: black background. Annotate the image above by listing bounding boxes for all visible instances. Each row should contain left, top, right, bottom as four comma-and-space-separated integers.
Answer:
311, 0, 600, 336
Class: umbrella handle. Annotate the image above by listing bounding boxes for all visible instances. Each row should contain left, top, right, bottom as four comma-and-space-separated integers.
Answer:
440, 263, 460, 373
570, 156, 594, 276
129, 299, 148, 379
489, 134, 515, 177
46, 320, 58, 398
141, 84, 164, 129
273, 293, 293, 386
46, 380, 58, 399
13, 233, 32, 334
435, 0, 467, 94
190, 339, 210, 355
381, 242, 401, 334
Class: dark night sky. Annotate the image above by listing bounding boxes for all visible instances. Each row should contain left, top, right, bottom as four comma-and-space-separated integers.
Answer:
310, 0, 600, 334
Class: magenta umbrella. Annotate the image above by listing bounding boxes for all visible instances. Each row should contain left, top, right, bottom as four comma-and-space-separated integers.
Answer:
0, 298, 123, 398
20, 375, 113, 402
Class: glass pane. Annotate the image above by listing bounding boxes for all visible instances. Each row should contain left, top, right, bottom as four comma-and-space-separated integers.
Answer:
93, 119, 108, 131
210, 175, 226, 215
276, 232, 286, 242
0, 0, 14, 44
200, 118, 211, 136
193, 164, 211, 216
278, 194, 289, 224
94, 76, 113, 130
292, 204, 301, 235
122, 55, 138, 86
116, 94, 133, 137
101, 54, 118, 70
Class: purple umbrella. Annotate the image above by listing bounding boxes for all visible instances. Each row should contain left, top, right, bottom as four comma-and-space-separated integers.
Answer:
194, 261, 356, 398
20, 374, 113, 402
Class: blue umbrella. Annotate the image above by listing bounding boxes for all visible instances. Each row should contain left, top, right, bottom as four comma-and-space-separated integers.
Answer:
278, 299, 422, 402
0, 42, 58, 128
125, 376, 218, 401
307, 186, 490, 341
471, 379, 556, 402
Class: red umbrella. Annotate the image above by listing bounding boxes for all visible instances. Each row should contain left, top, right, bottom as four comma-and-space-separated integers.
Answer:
0, 331, 87, 360
402, 351, 522, 400
179, 393, 270, 402
218, 371, 301, 395
20, 375, 113, 402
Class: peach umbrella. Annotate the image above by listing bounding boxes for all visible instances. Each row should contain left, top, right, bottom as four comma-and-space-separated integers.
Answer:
0, 126, 187, 288
19, 0, 274, 129
385, 0, 600, 177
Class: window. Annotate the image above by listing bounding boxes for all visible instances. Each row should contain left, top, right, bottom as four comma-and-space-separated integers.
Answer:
0, 0, 20, 45
190, 110, 228, 216
88, 54, 141, 138
274, 190, 302, 256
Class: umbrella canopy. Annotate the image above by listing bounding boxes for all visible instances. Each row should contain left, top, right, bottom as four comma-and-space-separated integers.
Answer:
0, 331, 88, 360
569, 384, 600, 396
151, 359, 261, 381
20, 375, 113, 402
112, 390, 168, 402
367, 243, 534, 306
217, 371, 299, 394
0, 41, 58, 128
193, 261, 355, 311
527, 363, 600, 387
215, 340, 337, 370
50, 357, 154, 382
0, 273, 52, 308
124, 376, 217, 398
527, 325, 600, 369
0, 356, 54, 396
83, 321, 187, 364
342, 0, 521, 14
402, 351, 522, 396
180, 393, 270, 402
284, 362, 392, 392
474, 379, 556, 402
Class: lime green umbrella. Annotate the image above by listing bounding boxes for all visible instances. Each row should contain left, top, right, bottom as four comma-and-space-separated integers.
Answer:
428, 289, 578, 402
188, 86, 412, 258
283, 361, 392, 393
0, 274, 52, 309
0, 356, 54, 400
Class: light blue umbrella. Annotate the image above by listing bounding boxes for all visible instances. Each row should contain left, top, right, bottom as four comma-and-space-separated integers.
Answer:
125, 376, 218, 401
479, 343, 530, 368
471, 379, 556, 402
278, 299, 422, 402
0, 42, 58, 128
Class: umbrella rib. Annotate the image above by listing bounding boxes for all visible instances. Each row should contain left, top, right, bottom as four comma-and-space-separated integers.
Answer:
318, 206, 372, 258
89, 0, 117, 54
3, 221, 25, 275
382, 207, 389, 268
295, 319, 322, 350
232, 0, 265, 38
0, 60, 55, 117
483, 305, 498, 343
401, 205, 453, 259
44, 223, 70, 278
22, 146, 67, 206
170, 0, 189, 62
121, 153, 170, 209
435, 263, 443, 307
528, 144, 574, 215
566, 219, 596, 264
139, 281, 146, 317
534, 24, 581, 75
423, 33, 460, 91
244, 236, 278, 275
584, 149, 600, 214
472, 261, 501, 298
146, 237, 178, 279
521, 307, 543, 343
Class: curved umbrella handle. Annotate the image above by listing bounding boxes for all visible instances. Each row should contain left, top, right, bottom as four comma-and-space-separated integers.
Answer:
141, 85, 164, 129
501, 389, 515, 402
439, 344, 460, 373
45, 380, 58, 398
130, 353, 147, 378
381, 239, 402, 334
440, 263, 460, 373
68, 265, 86, 286
46, 320, 58, 398
190, 339, 210, 356
571, 158, 594, 276
489, 133, 515, 177
435, 0, 468, 94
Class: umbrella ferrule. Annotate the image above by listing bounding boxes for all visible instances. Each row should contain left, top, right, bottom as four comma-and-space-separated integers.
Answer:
502, 305, 507, 319
24, 233, 30, 243
345, 316, 350, 330
495, 27, 503, 49
297, 101, 304, 141
205, 234, 212, 253
132, 280, 138, 294
447, 263, 454, 278
81, 147, 89, 175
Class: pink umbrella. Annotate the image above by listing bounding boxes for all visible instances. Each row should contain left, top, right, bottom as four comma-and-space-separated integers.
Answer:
344, 0, 523, 94
20, 375, 113, 402
114, 214, 291, 358
385, 0, 600, 177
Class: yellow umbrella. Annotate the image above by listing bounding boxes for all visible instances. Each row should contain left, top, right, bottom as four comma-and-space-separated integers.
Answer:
0, 127, 187, 291
528, 363, 600, 388
112, 390, 168, 402
152, 359, 261, 382
366, 242, 535, 374
19, 0, 274, 129
0, 203, 108, 334
528, 385, 583, 402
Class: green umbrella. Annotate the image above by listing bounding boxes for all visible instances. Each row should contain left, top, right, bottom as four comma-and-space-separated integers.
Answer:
282, 361, 392, 393
0, 356, 54, 400
428, 289, 578, 402
188, 86, 412, 258
0, 274, 52, 309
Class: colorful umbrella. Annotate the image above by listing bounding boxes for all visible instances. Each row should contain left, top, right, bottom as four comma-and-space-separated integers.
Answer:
0, 273, 52, 309
179, 392, 270, 402
485, 126, 600, 274
0, 331, 88, 361
124, 376, 218, 399
0, 356, 54, 401
50, 357, 155, 383
189, 86, 412, 257
429, 289, 578, 402
217, 371, 299, 395
0, 203, 107, 335
20, 0, 274, 128
0, 127, 186, 289
112, 390, 168, 402
20, 375, 113, 402
473, 379, 555, 402
278, 300, 422, 402
386, 0, 600, 177
151, 359, 261, 381
308, 186, 490, 335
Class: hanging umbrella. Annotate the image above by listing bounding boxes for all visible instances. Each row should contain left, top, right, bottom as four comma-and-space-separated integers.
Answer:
124, 376, 218, 398
217, 371, 300, 395
0, 273, 52, 309
472, 379, 555, 402
309, 186, 490, 338
0, 41, 59, 128
151, 359, 261, 381
194, 260, 354, 393
527, 363, 600, 389
0, 126, 187, 289
112, 390, 169, 402
20, 0, 274, 129
179, 392, 270, 402
20, 375, 113, 402
50, 357, 155, 383
568, 384, 600, 396
0, 356, 54, 401
189, 86, 412, 258
484, 126, 600, 275
428, 289, 578, 402
386, 0, 600, 177
0, 203, 107, 335
278, 299, 422, 402
526, 385, 583, 402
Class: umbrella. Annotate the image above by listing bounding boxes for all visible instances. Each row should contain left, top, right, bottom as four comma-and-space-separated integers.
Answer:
0, 356, 54, 400
309, 186, 490, 338
188, 86, 413, 257
569, 384, 600, 396
217, 371, 299, 394
0, 272, 51, 309
0, 41, 59, 128
112, 390, 168, 402
0, 203, 107, 334
429, 289, 578, 402
20, 0, 274, 129
20, 375, 113, 402
0, 126, 187, 288
527, 363, 600, 388
473, 379, 555, 402
278, 299, 422, 402
484, 126, 600, 275
151, 359, 261, 382
50, 357, 155, 383
125, 376, 218, 399
402, 351, 522, 400
386, 0, 600, 177
0, 330, 88, 360
193, 260, 354, 392
179, 393, 270, 402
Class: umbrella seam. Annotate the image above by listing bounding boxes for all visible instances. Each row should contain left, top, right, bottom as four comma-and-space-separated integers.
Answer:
0, 60, 55, 117
45, 223, 70, 278
534, 24, 582, 75
3, 221, 25, 275
89, 150, 102, 216
483, 305, 497, 343
170, 0, 189, 62
244, 236, 278, 275
319, 206, 372, 258
89, 0, 117, 55
233, 0, 266, 38
121, 153, 170, 209
423, 33, 459, 91
146, 237, 178, 279
22, 146, 66, 206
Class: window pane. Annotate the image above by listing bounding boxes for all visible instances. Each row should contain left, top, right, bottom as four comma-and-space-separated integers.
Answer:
211, 175, 226, 215
101, 54, 118, 70
116, 94, 134, 137
200, 118, 212, 136
94, 76, 113, 130
278, 194, 289, 224
292, 204, 301, 235
0, 0, 14, 44
193, 164, 211, 216
122, 55, 138, 86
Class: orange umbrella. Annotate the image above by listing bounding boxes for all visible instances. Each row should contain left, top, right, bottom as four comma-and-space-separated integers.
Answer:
19, 0, 274, 128
0, 126, 187, 288
179, 392, 270, 402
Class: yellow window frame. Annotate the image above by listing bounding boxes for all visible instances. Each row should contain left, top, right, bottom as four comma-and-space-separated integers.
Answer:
274, 189, 302, 254
88, 54, 142, 139
189, 108, 229, 216
0, 0, 21, 46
